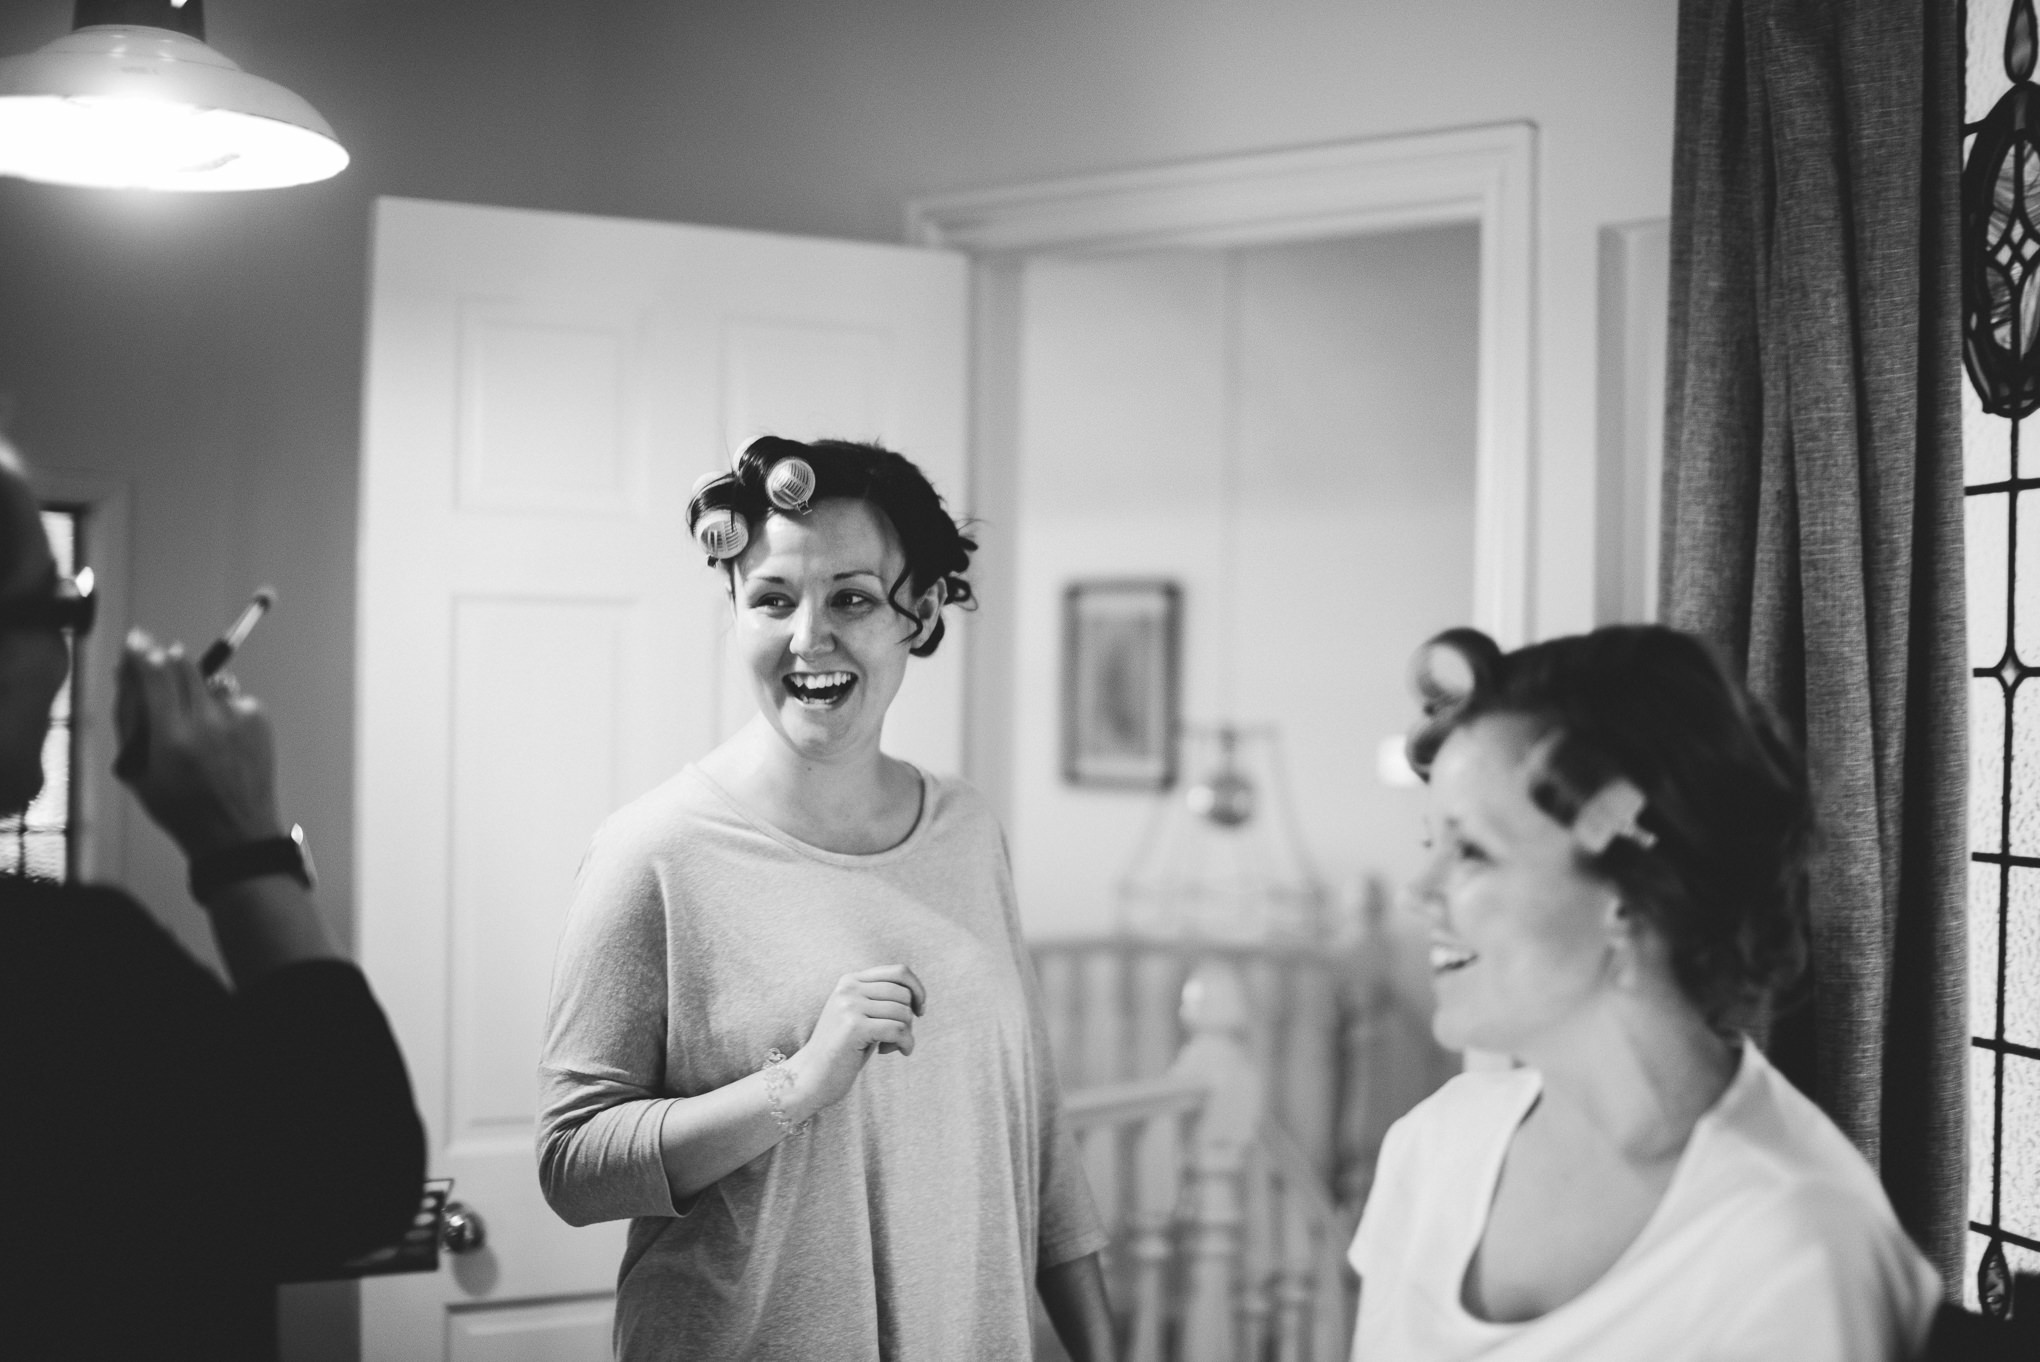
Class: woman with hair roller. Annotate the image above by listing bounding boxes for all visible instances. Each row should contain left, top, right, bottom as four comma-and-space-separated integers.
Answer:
1349, 624, 1940, 1360
538, 437, 1113, 1361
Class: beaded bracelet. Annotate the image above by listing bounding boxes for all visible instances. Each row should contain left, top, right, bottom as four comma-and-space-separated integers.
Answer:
760, 1048, 809, 1136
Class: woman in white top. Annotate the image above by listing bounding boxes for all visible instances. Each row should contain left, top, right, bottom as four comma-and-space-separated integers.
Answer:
538, 438, 1113, 1361
1350, 625, 1942, 1361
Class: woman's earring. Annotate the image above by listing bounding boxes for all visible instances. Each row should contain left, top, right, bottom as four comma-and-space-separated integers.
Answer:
1606, 898, 1642, 989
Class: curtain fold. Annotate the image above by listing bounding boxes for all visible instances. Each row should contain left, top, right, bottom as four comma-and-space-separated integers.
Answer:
1661, 0, 1968, 1287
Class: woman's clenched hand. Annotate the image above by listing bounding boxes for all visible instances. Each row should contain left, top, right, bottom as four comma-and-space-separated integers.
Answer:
783, 964, 926, 1117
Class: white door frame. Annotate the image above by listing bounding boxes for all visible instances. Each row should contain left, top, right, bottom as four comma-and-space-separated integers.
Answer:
904, 122, 1535, 805
1595, 217, 1670, 626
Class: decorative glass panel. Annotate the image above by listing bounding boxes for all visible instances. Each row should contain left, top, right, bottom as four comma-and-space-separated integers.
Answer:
2009, 1054, 2040, 1241
1978, 862, 2005, 1042
2013, 870, 2040, 1049
1966, 0, 2040, 1313
1976, 675, 2008, 851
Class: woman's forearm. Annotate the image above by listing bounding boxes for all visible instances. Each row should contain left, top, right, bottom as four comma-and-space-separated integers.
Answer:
196, 875, 341, 989
1039, 1253, 1117, 1362
657, 971, 922, 1201
657, 1053, 825, 1201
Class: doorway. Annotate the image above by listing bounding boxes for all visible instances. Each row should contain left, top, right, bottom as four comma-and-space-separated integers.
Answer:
909, 122, 1537, 834
1004, 229, 1480, 939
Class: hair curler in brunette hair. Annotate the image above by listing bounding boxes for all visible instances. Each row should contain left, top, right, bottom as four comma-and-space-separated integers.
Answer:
1403, 623, 1813, 1030
684, 436, 978, 657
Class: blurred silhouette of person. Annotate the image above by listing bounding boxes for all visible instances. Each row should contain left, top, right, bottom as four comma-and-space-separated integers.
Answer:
0, 438, 424, 1361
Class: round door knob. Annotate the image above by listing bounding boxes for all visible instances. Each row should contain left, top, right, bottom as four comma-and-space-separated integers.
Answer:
441, 1200, 487, 1254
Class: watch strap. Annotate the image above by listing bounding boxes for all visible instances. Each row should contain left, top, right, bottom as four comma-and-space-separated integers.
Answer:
189, 835, 313, 900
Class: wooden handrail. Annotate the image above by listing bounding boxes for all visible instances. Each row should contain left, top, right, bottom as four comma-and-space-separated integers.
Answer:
1258, 1117, 1339, 1227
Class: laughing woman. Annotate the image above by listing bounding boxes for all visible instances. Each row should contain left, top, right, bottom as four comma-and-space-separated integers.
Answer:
538, 438, 1113, 1362
1350, 626, 1941, 1361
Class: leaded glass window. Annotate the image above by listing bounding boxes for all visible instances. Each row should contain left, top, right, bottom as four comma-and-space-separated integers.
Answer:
1966, 0, 2040, 1316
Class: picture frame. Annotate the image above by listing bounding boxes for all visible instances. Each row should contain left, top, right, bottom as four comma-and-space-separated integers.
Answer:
1061, 579, 1181, 790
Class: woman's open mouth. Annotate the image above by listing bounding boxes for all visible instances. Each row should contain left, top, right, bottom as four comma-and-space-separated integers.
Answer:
1430, 943, 1478, 975
783, 671, 857, 707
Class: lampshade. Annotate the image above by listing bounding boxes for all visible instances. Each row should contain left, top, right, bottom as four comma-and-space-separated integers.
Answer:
1118, 725, 1329, 945
0, 0, 348, 191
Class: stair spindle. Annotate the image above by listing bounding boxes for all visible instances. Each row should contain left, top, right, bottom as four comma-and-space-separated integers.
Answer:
1237, 1140, 1277, 1361
1125, 1107, 1185, 1362
1171, 959, 1263, 1362
1272, 1165, 1318, 1362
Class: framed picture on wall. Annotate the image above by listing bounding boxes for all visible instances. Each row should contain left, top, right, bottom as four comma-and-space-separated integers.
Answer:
1062, 579, 1181, 790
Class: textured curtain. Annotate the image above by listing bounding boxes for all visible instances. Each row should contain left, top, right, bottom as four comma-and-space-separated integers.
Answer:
1659, 0, 1967, 1287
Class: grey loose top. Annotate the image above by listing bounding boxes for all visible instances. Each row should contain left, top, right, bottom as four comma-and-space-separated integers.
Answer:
538, 765, 1106, 1361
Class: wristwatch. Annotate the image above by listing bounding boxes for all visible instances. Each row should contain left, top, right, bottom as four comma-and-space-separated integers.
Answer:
189, 823, 317, 900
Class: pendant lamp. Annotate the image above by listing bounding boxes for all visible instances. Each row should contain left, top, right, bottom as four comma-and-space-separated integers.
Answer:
1117, 725, 1329, 945
0, 0, 348, 191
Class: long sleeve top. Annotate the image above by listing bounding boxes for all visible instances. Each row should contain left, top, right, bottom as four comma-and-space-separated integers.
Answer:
538, 766, 1106, 1361
1, 879, 425, 1362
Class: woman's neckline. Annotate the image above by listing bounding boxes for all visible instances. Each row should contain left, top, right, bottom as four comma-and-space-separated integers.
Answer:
1451, 1037, 1756, 1330
688, 763, 931, 864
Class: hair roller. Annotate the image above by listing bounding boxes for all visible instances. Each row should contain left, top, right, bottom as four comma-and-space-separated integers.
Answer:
1405, 627, 1504, 779
734, 435, 802, 478
687, 471, 752, 564
709, 435, 982, 658
694, 508, 748, 562
764, 456, 816, 513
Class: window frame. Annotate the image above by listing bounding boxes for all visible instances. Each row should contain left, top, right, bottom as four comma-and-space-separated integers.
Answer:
21, 471, 131, 886
1963, 0, 2040, 1314
0, 502, 91, 880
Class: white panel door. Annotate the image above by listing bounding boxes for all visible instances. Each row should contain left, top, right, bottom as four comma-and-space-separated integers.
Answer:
356, 197, 967, 1359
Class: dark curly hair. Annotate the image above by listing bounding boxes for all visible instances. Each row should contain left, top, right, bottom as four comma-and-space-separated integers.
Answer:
1406, 624, 1811, 1031
686, 436, 977, 658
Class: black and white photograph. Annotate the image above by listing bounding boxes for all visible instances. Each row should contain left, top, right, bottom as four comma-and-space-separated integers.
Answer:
0, 1, 2024, 1360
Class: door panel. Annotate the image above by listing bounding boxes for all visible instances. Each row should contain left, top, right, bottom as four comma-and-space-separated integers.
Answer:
358, 197, 967, 1358
447, 600, 626, 1158
446, 1297, 614, 1362
722, 319, 890, 451
457, 306, 641, 515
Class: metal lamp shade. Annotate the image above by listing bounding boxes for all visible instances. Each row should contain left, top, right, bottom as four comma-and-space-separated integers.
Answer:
0, 25, 348, 191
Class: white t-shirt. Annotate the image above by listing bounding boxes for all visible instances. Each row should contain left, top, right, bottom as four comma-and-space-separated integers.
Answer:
1348, 1041, 1941, 1361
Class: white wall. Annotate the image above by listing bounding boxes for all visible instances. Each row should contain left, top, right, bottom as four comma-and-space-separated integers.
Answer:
579, 0, 1677, 641
1011, 229, 1478, 938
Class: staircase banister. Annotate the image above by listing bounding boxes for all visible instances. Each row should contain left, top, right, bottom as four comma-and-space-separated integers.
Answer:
1063, 1072, 1210, 1132
1257, 1115, 1342, 1226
